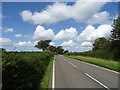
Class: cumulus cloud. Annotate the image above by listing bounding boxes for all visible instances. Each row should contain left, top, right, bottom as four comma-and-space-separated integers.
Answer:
20, 0, 110, 25
0, 37, 37, 48
16, 41, 34, 46
61, 40, 77, 47
20, 10, 32, 22
81, 41, 93, 47
15, 34, 23, 37
15, 34, 29, 38
54, 27, 78, 40
4, 28, 14, 32
77, 24, 112, 41
87, 11, 110, 24
49, 42, 55, 46
0, 38, 13, 46
32, 25, 55, 40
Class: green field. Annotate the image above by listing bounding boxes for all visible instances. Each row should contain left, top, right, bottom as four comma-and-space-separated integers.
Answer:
66, 55, 119, 72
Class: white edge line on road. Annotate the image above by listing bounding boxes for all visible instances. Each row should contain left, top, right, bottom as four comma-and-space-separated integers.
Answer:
52, 57, 55, 89
85, 73, 111, 90
74, 59, 119, 74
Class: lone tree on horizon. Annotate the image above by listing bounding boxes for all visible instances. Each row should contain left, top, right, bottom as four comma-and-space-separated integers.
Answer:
35, 40, 51, 51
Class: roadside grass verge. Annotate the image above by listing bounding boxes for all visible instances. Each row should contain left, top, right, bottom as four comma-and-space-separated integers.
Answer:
65, 55, 119, 72
40, 56, 54, 89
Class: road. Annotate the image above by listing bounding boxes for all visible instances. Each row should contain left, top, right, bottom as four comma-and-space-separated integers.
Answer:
51, 55, 119, 89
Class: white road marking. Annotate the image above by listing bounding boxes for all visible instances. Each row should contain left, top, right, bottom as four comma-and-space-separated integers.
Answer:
71, 63, 77, 68
73, 58, 119, 74
67, 61, 77, 68
52, 57, 55, 89
85, 73, 111, 90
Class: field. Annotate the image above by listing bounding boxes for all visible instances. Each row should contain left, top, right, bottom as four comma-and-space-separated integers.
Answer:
66, 55, 119, 72
2, 51, 54, 89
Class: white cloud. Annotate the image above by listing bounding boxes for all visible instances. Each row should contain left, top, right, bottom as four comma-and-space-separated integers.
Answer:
0, 38, 13, 46
61, 40, 77, 47
16, 41, 34, 46
81, 41, 93, 47
54, 27, 78, 40
0, 37, 36, 47
77, 24, 112, 41
4, 28, 14, 32
15, 34, 29, 38
33, 40, 39, 44
49, 42, 55, 46
113, 14, 118, 19
20, 0, 109, 25
20, 10, 32, 22
15, 34, 23, 37
32, 25, 55, 40
87, 11, 110, 24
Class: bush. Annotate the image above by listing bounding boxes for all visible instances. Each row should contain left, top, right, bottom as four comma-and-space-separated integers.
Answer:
2, 52, 53, 89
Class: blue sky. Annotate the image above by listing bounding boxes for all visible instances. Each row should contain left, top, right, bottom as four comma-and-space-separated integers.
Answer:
1, 1, 118, 52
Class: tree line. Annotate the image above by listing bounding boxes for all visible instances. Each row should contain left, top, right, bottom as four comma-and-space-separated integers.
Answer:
35, 40, 69, 54
66, 16, 120, 61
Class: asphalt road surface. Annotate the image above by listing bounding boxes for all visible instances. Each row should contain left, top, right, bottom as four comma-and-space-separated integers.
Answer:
52, 55, 119, 90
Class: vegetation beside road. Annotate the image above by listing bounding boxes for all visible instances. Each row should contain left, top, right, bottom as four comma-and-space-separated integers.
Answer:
40, 57, 54, 89
66, 16, 120, 61
66, 55, 119, 72
2, 51, 54, 89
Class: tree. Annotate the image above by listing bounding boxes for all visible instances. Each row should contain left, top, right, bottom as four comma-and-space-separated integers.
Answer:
64, 50, 69, 53
92, 37, 109, 50
55, 46, 64, 54
110, 16, 120, 60
35, 40, 51, 51
48, 46, 56, 53
0, 48, 6, 53
111, 16, 120, 41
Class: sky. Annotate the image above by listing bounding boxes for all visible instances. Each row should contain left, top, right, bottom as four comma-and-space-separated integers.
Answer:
0, 0, 118, 52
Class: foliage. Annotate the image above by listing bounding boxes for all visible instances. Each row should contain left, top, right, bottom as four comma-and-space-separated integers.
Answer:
35, 40, 51, 51
92, 37, 109, 50
2, 51, 53, 89
35, 40, 68, 54
41, 57, 54, 89
66, 16, 120, 61
47, 46, 56, 53
110, 16, 120, 60
55, 46, 64, 54
111, 16, 120, 41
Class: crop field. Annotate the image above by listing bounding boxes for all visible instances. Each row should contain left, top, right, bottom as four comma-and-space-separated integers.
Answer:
2, 51, 54, 89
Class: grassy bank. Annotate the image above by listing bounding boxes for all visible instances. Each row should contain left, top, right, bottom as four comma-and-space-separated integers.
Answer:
40, 57, 54, 89
66, 55, 119, 72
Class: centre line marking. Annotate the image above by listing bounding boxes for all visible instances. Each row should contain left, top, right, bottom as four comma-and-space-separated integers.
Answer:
85, 73, 111, 90
67, 62, 77, 68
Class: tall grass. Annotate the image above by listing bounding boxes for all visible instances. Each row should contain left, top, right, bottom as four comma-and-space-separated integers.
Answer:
40, 57, 54, 89
66, 55, 119, 72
